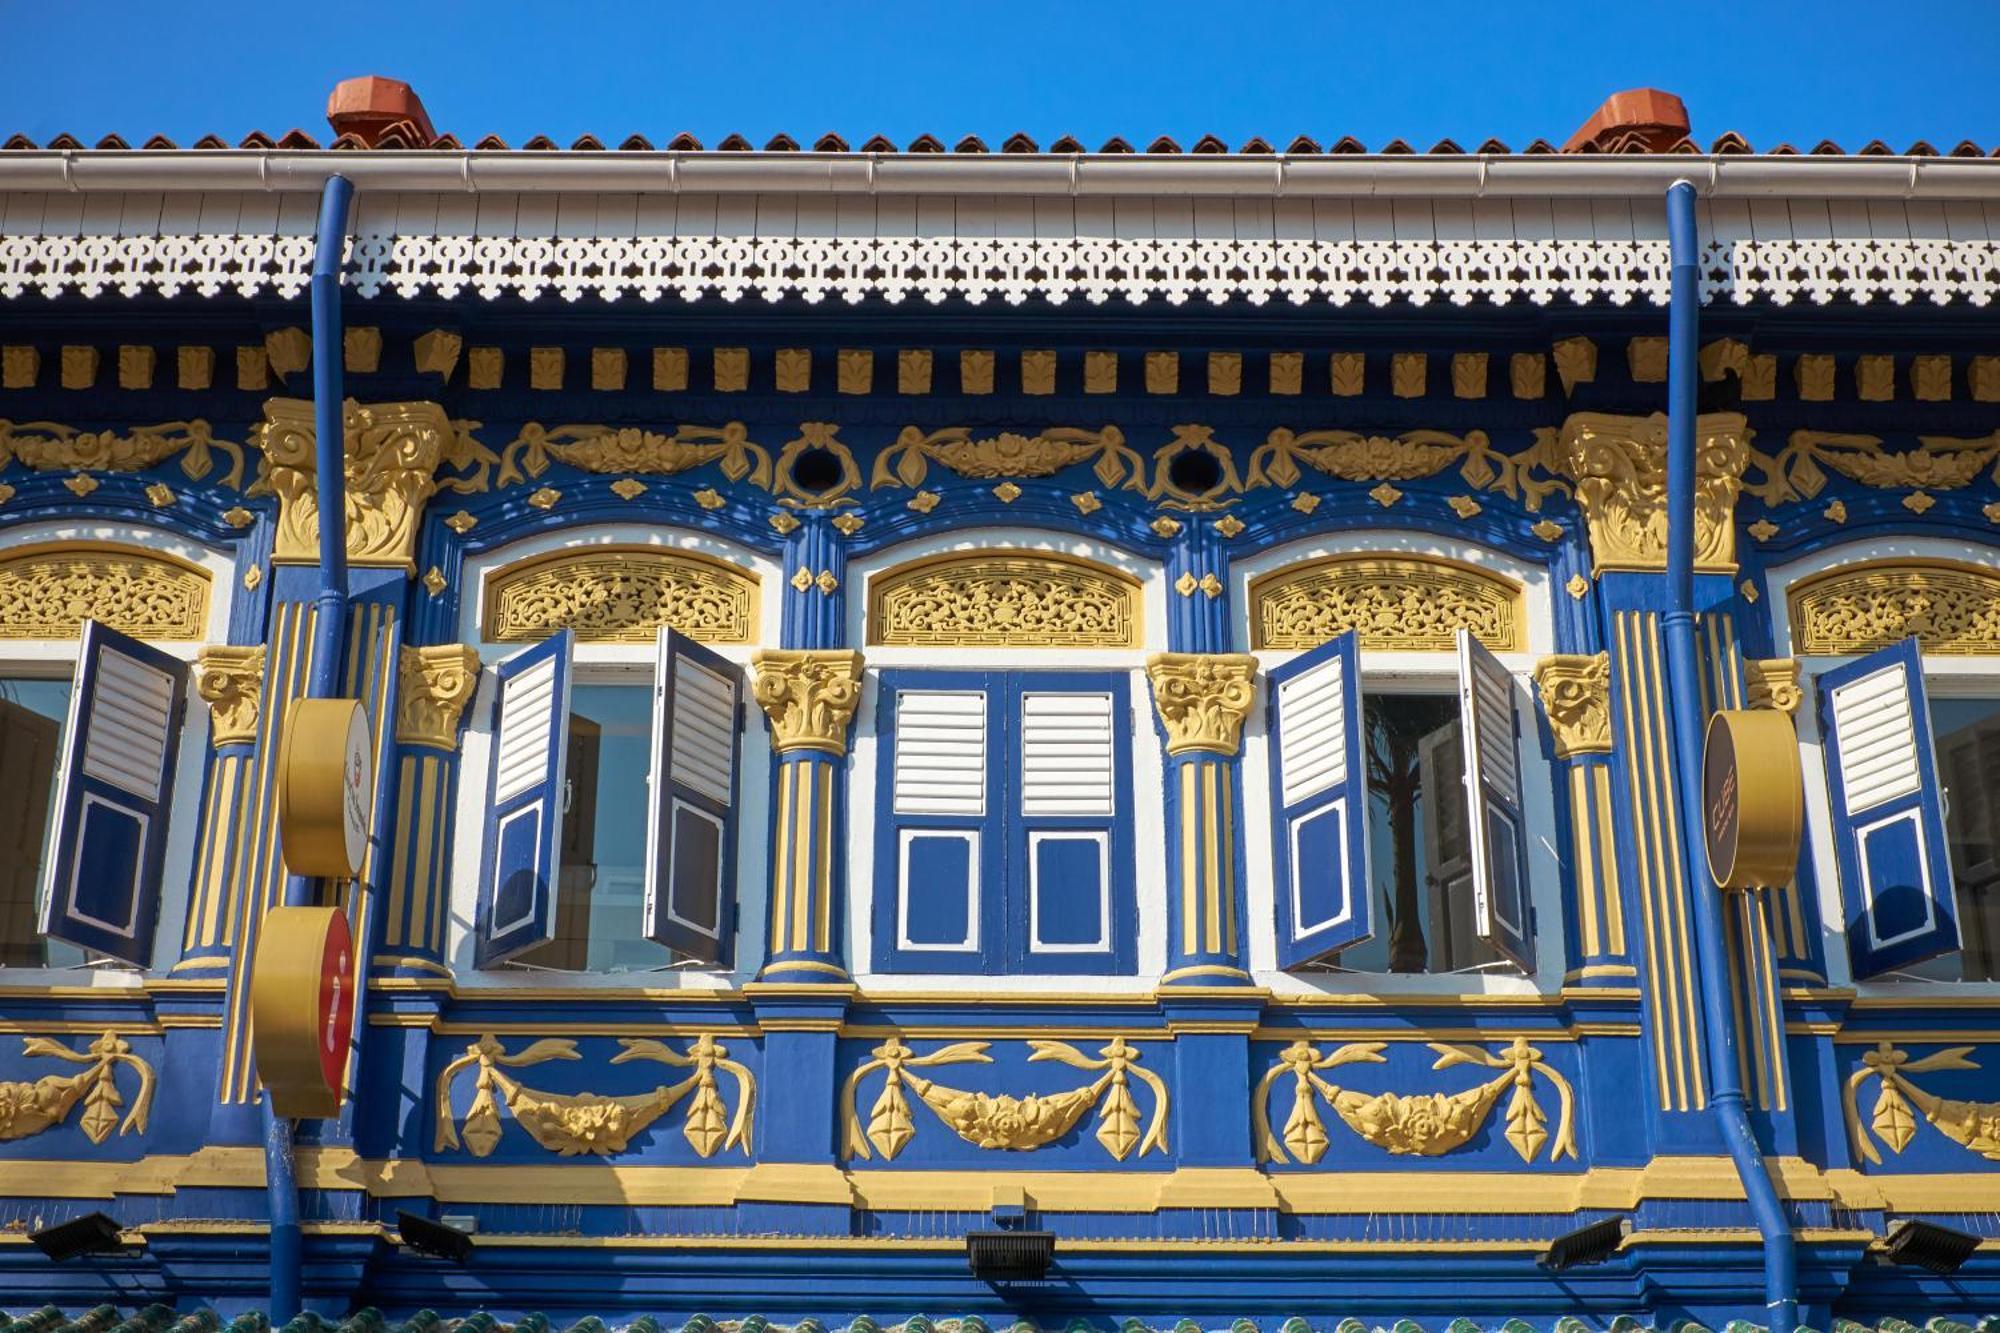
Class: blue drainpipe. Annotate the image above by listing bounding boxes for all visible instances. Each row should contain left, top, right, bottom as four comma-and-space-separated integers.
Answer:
264, 171, 354, 1324
1662, 178, 1799, 1331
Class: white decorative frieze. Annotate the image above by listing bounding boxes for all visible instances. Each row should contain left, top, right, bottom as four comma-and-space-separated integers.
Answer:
1, 231, 1995, 308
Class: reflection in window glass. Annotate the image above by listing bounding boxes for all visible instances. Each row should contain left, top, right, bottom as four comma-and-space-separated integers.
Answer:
1331, 692, 1501, 975
1921, 694, 2000, 982
513, 684, 673, 972
0, 678, 85, 968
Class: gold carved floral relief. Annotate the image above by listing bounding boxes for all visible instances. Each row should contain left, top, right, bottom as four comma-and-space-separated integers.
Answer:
1552, 412, 1748, 574
249, 397, 456, 571
0, 1031, 155, 1145
1249, 554, 1522, 652
1744, 430, 2000, 507
496, 421, 772, 491
0, 418, 246, 490
842, 1036, 1168, 1162
872, 426, 1144, 491
1254, 1037, 1576, 1165
483, 546, 759, 645
1788, 561, 2000, 657
0, 542, 209, 641
1845, 1042, 2000, 1164
868, 552, 1141, 649
434, 1033, 754, 1159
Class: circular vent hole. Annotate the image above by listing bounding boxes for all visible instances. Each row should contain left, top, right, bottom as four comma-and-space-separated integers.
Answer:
790, 448, 845, 495
1166, 449, 1224, 496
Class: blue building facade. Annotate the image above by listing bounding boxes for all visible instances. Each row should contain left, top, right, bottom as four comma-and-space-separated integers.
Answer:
0, 85, 1998, 1330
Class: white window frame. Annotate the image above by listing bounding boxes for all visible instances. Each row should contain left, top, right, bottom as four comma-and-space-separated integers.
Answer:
0, 520, 234, 980
1234, 530, 1561, 997
1770, 535, 2000, 993
446, 526, 775, 989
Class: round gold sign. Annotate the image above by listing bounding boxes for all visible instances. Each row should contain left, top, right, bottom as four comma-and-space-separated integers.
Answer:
279, 698, 373, 879
1703, 708, 1804, 891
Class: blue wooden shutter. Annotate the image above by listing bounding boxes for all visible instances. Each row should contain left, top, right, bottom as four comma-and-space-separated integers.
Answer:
645, 627, 742, 966
1817, 638, 1960, 978
1457, 629, 1535, 973
1014, 675, 1133, 973
875, 671, 995, 973
475, 629, 573, 966
39, 620, 188, 965
1268, 631, 1370, 969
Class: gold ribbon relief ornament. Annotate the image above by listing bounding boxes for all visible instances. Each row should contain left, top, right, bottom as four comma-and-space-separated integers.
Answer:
1702, 708, 1804, 890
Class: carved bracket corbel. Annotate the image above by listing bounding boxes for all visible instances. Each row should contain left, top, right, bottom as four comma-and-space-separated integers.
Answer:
1532, 653, 1612, 759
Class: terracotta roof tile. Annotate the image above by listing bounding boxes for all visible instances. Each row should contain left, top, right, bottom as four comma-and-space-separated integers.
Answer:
1191, 133, 1229, 154
238, 130, 276, 149
1098, 136, 1133, 153
860, 134, 897, 152
275, 129, 320, 149
1329, 135, 1366, 154
1951, 139, 1985, 157
1769, 142, 1799, 155
520, 134, 559, 151
1146, 135, 1181, 153
665, 132, 702, 151
1379, 138, 1414, 154
1522, 138, 1557, 154
1710, 131, 1751, 154
1285, 135, 1322, 154
1002, 132, 1037, 153
953, 134, 987, 153
473, 134, 509, 150
569, 134, 605, 150
142, 134, 177, 150
1049, 134, 1085, 153
1474, 138, 1510, 154
715, 133, 753, 151
764, 133, 799, 151
3, 134, 36, 150
619, 134, 653, 151
1427, 138, 1463, 154
45, 133, 84, 150
192, 133, 229, 149
93, 133, 128, 149
905, 133, 944, 153
430, 133, 463, 150
1810, 139, 1845, 155
1858, 138, 1894, 155
1238, 136, 1273, 154
814, 133, 849, 152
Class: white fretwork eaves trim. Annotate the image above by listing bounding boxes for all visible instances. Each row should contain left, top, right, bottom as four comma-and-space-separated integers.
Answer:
2, 232, 1997, 308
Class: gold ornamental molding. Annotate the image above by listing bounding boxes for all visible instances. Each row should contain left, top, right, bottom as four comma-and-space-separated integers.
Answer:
434, 1033, 754, 1159
483, 546, 759, 645
0, 1031, 155, 1146
1744, 430, 2000, 507
249, 397, 455, 573
395, 644, 483, 750
195, 645, 266, 747
1147, 653, 1258, 757
1254, 1037, 1576, 1165
871, 425, 1145, 491
0, 418, 247, 490
842, 1036, 1168, 1162
1249, 554, 1523, 652
1743, 658, 1803, 715
1532, 653, 1612, 758
495, 421, 772, 491
869, 551, 1141, 649
1552, 411, 1749, 574
1789, 560, 2000, 657
1845, 1042, 2000, 1164
751, 649, 864, 756
0, 542, 209, 641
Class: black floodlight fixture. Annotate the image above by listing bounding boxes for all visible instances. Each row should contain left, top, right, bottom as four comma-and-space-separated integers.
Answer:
966, 1228, 1055, 1280
1881, 1219, 1981, 1275
29, 1211, 125, 1261
396, 1209, 475, 1264
1537, 1216, 1630, 1271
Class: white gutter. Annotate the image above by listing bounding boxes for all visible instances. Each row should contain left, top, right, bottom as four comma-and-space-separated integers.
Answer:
4, 150, 1998, 200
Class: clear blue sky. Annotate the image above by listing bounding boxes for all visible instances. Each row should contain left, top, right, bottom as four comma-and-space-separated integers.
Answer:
2, 1, 1996, 152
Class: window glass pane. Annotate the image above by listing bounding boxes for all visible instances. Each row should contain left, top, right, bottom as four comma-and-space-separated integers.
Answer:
1333, 692, 1500, 975
1923, 694, 2000, 982
514, 683, 671, 972
0, 678, 84, 968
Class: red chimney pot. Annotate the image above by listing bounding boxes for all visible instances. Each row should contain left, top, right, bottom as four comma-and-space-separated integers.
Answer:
1563, 88, 1690, 154
326, 76, 435, 148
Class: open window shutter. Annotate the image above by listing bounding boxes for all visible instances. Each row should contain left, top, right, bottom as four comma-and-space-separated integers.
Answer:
1017, 679, 1127, 970
645, 627, 742, 965
1268, 631, 1370, 969
877, 675, 992, 972
39, 620, 188, 965
1458, 629, 1535, 973
1816, 638, 1959, 978
475, 629, 573, 966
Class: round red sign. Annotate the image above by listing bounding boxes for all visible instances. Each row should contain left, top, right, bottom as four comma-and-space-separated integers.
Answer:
315, 908, 355, 1096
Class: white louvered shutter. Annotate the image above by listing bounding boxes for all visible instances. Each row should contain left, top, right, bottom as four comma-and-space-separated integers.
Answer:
476, 630, 573, 965
645, 628, 743, 964
1457, 629, 1534, 973
1266, 631, 1370, 968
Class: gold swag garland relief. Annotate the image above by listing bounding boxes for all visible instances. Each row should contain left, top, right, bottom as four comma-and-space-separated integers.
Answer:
434, 1033, 755, 1158
1845, 1042, 2000, 1164
0, 1031, 156, 1145
842, 1036, 1168, 1162
0, 418, 247, 490
1255, 1037, 1577, 1165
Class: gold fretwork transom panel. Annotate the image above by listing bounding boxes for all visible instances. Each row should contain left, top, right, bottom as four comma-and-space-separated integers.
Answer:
0, 542, 210, 641
482, 546, 759, 644
869, 551, 1142, 648
1789, 559, 2000, 657
1250, 554, 1524, 652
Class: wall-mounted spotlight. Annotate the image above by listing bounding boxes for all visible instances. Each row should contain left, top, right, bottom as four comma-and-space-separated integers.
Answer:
1538, 1216, 1630, 1271
1881, 1219, 1980, 1275
29, 1212, 125, 1262
966, 1228, 1055, 1281
396, 1209, 475, 1264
